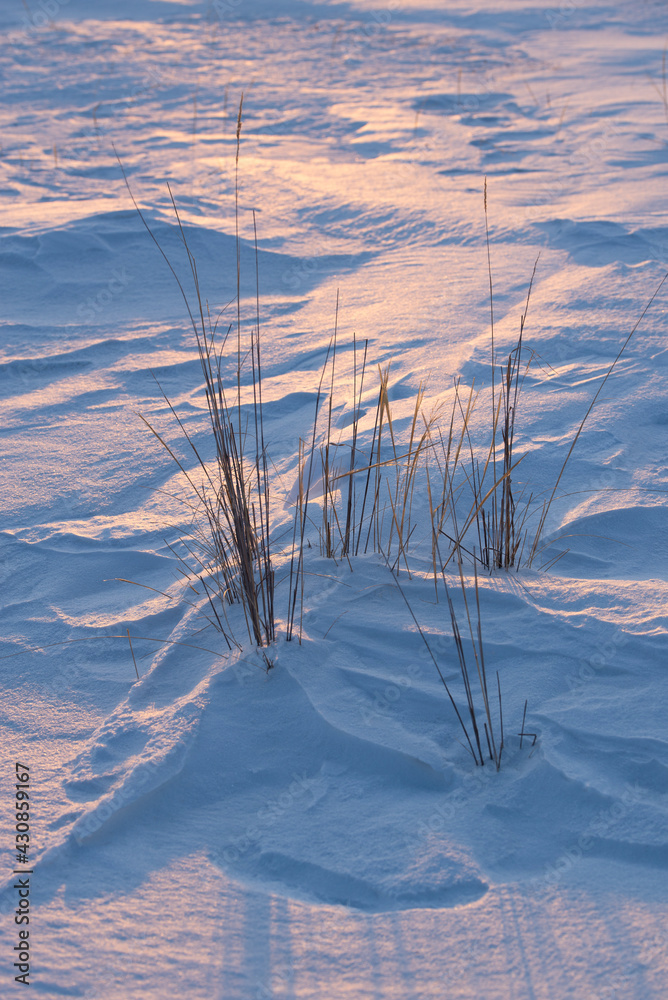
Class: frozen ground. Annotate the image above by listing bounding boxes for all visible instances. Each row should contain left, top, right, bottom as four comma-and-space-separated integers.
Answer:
1, 0, 667, 997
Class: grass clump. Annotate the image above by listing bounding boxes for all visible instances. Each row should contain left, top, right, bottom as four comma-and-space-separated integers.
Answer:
117, 102, 275, 654
117, 108, 667, 771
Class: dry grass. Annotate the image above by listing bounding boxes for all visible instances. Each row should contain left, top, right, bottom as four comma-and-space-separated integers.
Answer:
112, 116, 667, 768
116, 102, 275, 654
392, 551, 504, 769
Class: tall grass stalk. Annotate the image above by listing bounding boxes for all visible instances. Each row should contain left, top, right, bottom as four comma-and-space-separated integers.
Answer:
117, 99, 275, 651
526, 268, 668, 565
478, 257, 538, 569
286, 332, 336, 641
391, 555, 504, 768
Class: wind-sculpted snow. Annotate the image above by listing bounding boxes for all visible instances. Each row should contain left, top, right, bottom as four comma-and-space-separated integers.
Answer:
14, 552, 664, 924
1, 0, 668, 995
0, 211, 370, 325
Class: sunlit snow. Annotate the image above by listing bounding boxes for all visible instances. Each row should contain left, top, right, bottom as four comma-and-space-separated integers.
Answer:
1, 0, 667, 997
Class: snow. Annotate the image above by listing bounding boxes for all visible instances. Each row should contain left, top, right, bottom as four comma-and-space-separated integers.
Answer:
1, 0, 668, 996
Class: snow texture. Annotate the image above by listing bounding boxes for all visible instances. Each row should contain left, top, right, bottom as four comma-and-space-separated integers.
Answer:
0, 0, 667, 997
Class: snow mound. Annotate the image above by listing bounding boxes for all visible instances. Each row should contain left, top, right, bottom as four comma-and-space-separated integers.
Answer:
21, 556, 667, 914
0, 211, 370, 324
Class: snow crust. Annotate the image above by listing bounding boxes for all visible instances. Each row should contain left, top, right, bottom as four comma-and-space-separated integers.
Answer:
1, 0, 667, 996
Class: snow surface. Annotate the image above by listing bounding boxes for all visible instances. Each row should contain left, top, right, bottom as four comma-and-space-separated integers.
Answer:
1, 0, 668, 997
